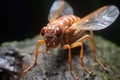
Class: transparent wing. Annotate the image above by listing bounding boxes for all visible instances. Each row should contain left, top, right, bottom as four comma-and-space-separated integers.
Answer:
72, 5, 119, 35
48, 0, 74, 22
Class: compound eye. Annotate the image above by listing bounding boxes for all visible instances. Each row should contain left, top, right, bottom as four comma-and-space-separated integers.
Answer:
55, 28, 62, 37
40, 27, 46, 35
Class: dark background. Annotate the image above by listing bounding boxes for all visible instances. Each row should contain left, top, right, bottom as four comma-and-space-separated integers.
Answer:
1, 0, 120, 46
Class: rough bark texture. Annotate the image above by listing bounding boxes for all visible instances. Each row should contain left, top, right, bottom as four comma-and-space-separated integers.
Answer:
0, 35, 120, 80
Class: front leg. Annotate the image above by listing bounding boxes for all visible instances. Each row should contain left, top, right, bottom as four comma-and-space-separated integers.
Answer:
63, 42, 92, 80
63, 44, 78, 80
70, 42, 93, 74
22, 40, 46, 73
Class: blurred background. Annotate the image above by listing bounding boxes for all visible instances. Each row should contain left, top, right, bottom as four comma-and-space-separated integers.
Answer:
1, 0, 120, 46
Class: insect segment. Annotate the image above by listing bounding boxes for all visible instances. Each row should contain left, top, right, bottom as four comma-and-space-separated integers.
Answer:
23, 0, 119, 80
40, 15, 80, 49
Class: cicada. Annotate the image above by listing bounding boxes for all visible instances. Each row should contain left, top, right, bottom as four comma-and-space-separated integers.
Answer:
23, 0, 119, 80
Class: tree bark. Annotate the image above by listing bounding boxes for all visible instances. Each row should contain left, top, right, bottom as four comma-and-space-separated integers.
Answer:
1, 35, 120, 80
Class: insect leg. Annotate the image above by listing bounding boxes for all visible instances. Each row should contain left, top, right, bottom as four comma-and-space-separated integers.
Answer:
63, 44, 78, 80
77, 35, 108, 72
71, 42, 92, 74
22, 40, 46, 73
90, 30, 104, 55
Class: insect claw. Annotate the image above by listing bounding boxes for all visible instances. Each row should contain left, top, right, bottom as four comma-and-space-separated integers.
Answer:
70, 70, 78, 80
104, 67, 109, 73
84, 69, 93, 75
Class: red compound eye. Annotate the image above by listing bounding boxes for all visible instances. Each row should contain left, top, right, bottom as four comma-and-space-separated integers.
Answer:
55, 28, 62, 37
40, 27, 46, 35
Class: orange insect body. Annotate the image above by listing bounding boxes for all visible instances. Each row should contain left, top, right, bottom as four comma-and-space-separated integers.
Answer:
51, 15, 80, 28
23, 0, 119, 80
41, 15, 80, 48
